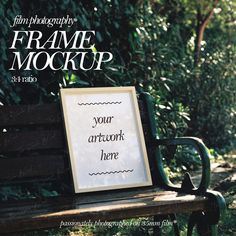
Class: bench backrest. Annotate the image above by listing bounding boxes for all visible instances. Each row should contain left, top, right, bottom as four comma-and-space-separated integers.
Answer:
0, 93, 159, 198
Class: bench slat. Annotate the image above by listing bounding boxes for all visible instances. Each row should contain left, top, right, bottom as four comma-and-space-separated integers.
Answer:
0, 102, 149, 127
0, 130, 65, 153
0, 155, 67, 181
0, 104, 61, 127
0, 190, 208, 233
0, 187, 164, 208
0, 101, 148, 128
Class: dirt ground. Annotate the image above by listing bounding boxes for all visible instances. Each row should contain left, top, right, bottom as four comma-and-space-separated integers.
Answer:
197, 155, 236, 236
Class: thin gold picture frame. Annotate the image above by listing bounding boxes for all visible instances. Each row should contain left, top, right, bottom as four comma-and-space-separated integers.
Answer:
60, 87, 152, 193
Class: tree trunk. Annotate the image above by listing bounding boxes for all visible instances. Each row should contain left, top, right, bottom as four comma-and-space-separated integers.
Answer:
194, 1, 219, 68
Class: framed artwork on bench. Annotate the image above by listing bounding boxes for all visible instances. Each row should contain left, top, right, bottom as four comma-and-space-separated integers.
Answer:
60, 87, 152, 193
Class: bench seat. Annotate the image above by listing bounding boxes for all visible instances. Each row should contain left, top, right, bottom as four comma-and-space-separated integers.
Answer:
0, 187, 209, 233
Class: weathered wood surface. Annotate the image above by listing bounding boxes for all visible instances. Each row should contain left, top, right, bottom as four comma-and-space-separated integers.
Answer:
0, 101, 148, 127
0, 155, 67, 181
0, 188, 208, 233
0, 103, 61, 127
0, 129, 65, 153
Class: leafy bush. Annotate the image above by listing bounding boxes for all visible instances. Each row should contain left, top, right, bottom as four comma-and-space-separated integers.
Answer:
166, 0, 236, 149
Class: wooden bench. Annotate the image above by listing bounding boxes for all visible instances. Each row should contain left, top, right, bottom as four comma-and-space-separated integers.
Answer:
0, 92, 226, 235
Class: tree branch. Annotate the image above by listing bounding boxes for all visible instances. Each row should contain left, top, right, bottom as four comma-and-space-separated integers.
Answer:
194, 0, 220, 68
202, 0, 219, 25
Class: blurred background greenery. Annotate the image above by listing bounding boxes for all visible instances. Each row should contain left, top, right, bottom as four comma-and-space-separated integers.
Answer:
0, 0, 236, 148
0, 0, 235, 235
0, 0, 235, 150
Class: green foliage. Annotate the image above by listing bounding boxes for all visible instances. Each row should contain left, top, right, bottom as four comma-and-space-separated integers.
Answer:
128, 0, 191, 138
172, 0, 236, 148
0, 0, 235, 157
148, 0, 236, 149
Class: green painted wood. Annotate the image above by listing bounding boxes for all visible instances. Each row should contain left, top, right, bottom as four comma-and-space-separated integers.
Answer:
139, 92, 211, 194
140, 93, 173, 188
156, 137, 211, 194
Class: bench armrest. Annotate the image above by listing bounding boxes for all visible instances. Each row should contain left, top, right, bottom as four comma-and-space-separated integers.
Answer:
154, 137, 211, 194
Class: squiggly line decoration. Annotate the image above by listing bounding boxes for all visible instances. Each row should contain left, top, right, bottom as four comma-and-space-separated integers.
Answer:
89, 169, 134, 176
78, 101, 122, 106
